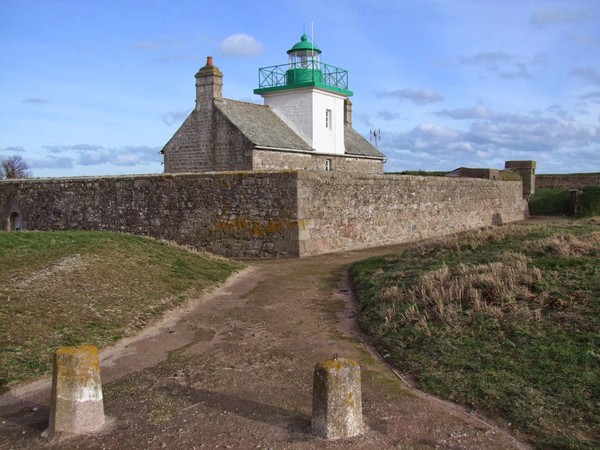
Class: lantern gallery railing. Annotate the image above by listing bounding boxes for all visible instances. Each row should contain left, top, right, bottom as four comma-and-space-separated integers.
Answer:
257, 61, 350, 91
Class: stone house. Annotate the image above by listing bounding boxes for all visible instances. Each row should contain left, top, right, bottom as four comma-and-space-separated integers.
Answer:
162, 35, 385, 173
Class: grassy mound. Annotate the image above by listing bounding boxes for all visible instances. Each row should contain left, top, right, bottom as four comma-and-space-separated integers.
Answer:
351, 220, 600, 449
0, 231, 243, 393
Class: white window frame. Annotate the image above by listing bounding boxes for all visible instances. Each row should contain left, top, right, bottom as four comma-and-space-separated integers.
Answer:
325, 159, 333, 171
325, 109, 332, 130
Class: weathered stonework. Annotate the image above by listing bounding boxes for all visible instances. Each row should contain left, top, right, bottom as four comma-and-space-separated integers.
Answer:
312, 357, 363, 439
295, 172, 529, 256
536, 173, 600, 189
0, 171, 528, 258
252, 148, 383, 173
46, 345, 105, 437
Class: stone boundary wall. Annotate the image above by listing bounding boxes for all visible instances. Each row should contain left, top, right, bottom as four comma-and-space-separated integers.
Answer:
296, 172, 528, 256
1, 171, 528, 258
0, 172, 300, 257
536, 174, 600, 189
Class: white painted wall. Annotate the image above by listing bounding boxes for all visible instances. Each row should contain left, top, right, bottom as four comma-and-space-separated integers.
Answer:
261, 87, 347, 155
311, 90, 345, 155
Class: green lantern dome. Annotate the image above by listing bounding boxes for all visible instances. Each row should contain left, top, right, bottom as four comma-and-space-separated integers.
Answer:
287, 34, 321, 55
254, 32, 352, 96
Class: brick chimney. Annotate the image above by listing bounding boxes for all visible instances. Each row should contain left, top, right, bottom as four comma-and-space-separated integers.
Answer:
195, 56, 223, 110
344, 98, 353, 125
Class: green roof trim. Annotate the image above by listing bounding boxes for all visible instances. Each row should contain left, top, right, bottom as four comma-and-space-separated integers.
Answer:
254, 82, 352, 96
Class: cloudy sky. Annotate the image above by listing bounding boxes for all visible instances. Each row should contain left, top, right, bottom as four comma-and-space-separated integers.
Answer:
1, 0, 599, 177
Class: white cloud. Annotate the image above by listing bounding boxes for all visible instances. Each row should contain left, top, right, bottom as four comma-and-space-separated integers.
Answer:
30, 156, 74, 169
435, 106, 490, 119
571, 67, 600, 86
23, 97, 48, 105
578, 91, 600, 104
459, 52, 514, 66
384, 108, 600, 172
376, 111, 401, 121
38, 144, 162, 168
218, 34, 263, 57
163, 110, 190, 126
378, 88, 444, 105
530, 8, 585, 28
459, 52, 535, 80
1, 146, 26, 153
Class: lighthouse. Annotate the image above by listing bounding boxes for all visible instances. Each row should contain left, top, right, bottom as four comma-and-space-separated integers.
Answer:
254, 34, 353, 155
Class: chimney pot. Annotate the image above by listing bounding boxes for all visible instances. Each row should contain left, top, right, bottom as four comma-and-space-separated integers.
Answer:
206, 56, 213, 66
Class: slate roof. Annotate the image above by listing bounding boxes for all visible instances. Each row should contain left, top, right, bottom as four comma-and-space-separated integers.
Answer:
344, 125, 385, 158
215, 99, 312, 151
216, 98, 384, 159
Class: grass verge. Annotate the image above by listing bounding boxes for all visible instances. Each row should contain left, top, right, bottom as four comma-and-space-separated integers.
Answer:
577, 186, 600, 217
351, 219, 600, 449
0, 231, 243, 393
528, 188, 570, 215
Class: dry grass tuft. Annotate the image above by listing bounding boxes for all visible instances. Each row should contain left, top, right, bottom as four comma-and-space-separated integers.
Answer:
525, 231, 600, 257
377, 251, 543, 332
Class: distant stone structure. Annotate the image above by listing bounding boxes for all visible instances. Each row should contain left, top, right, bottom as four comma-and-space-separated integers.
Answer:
163, 35, 385, 174
505, 161, 536, 198
446, 161, 536, 199
536, 173, 600, 189
446, 167, 502, 180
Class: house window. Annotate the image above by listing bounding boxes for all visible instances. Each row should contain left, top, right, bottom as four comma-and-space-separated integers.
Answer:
325, 109, 332, 129
325, 159, 333, 171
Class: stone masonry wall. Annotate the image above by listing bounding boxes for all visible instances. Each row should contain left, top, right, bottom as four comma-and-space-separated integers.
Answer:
536, 174, 600, 189
0, 171, 528, 258
295, 172, 528, 256
0, 172, 299, 257
252, 149, 383, 174
163, 108, 253, 173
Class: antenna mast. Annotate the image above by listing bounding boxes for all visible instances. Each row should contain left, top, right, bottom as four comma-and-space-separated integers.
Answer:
370, 129, 381, 149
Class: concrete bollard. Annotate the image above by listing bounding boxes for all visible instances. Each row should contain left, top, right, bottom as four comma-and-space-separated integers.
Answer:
45, 345, 105, 437
311, 355, 364, 439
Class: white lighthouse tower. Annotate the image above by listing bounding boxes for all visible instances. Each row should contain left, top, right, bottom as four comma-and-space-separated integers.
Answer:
254, 34, 353, 155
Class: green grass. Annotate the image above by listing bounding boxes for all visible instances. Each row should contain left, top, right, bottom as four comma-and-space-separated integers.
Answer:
577, 186, 600, 217
0, 231, 243, 393
529, 186, 600, 217
528, 188, 570, 215
351, 219, 600, 449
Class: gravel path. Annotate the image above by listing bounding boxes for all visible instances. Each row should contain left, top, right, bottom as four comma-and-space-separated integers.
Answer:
0, 244, 531, 449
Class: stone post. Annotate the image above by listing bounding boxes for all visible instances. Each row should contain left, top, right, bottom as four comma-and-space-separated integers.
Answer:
45, 345, 105, 437
311, 356, 363, 439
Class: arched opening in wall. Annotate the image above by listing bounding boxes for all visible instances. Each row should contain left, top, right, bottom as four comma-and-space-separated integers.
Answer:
9, 212, 22, 231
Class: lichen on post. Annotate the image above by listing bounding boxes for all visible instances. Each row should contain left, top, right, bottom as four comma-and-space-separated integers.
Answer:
45, 345, 105, 437
311, 355, 364, 439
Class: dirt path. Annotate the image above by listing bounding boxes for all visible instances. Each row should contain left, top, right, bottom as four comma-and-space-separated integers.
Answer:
0, 244, 531, 449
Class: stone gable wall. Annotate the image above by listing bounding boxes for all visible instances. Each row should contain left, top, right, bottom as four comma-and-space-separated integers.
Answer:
0, 171, 528, 258
536, 174, 600, 189
163, 108, 253, 173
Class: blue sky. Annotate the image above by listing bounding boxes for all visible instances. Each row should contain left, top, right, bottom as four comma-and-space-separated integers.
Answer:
1, 0, 599, 177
